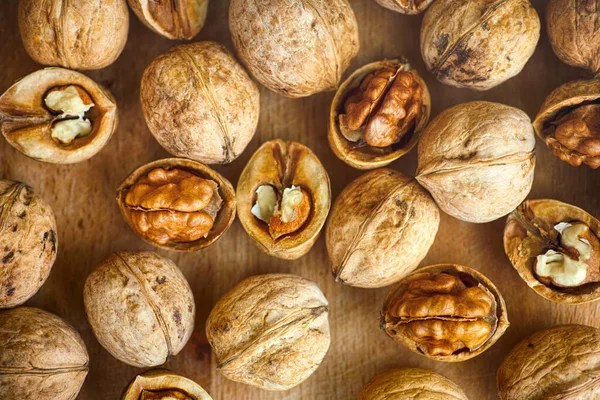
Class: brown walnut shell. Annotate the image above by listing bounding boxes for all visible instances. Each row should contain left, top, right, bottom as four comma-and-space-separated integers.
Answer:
122, 369, 212, 400
416, 101, 536, 223
329, 59, 431, 170
375, 0, 434, 15
117, 158, 236, 251
420, 0, 540, 90
497, 324, 600, 400
0, 307, 89, 400
141, 41, 260, 164
326, 169, 440, 288
18, 0, 128, 70
128, 0, 209, 40
358, 368, 468, 400
381, 264, 509, 362
504, 199, 600, 304
0, 68, 118, 164
206, 274, 330, 391
229, 0, 360, 98
83, 252, 195, 368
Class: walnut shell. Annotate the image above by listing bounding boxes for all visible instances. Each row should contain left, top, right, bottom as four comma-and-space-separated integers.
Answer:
18, 0, 128, 70
83, 252, 195, 368
329, 59, 431, 169
497, 324, 600, 400
229, 0, 360, 98
141, 41, 260, 164
358, 368, 468, 400
206, 274, 330, 391
326, 169, 440, 288
122, 369, 212, 400
0, 307, 89, 400
0, 180, 57, 309
416, 101, 536, 223
116, 158, 236, 251
128, 0, 209, 40
374, 0, 434, 15
420, 0, 540, 90
0, 68, 118, 164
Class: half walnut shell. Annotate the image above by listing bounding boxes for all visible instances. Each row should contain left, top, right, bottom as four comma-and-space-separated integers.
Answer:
127, 0, 208, 40
329, 59, 431, 170
122, 369, 212, 400
116, 158, 236, 251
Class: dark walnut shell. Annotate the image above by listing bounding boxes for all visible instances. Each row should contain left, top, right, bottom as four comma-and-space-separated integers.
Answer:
122, 369, 212, 400
504, 199, 600, 304
358, 368, 468, 400
141, 41, 260, 164
421, 0, 540, 90
229, 0, 360, 98
497, 324, 600, 400
417, 101, 536, 223
128, 0, 209, 40
326, 169, 440, 288
84, 252, 195, 368
117, 158, 236, 251
375, 0, 434, 15
0, 307, 89, 400
18, 0, 128, 70
381, 264, 509, 362
236, 139, 331, 260
329, 59, 431, 169
206, 274, 330, 391
0, 180, 57, 308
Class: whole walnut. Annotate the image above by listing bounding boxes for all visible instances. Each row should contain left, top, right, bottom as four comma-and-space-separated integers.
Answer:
0, 180, 57, 309
421, 0, 540, 90
229, 0, 360, 98
128, 0, 209, 40
206, 274, 330, 391
416, 101, 536, 223
122, 369, 212, 400
0, 307, 89, 400
497, 324, 600, 400
375, 0, 434, 15
84, 252, 195, 368
18, 0, 129, 70
141, 41, 259, 164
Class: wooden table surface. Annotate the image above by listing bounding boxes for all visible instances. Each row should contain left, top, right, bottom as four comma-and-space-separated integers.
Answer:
1, 0, 598, 399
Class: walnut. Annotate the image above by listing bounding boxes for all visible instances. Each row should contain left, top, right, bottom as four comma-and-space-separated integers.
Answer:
18, 0, 128, 70
122, 369, 212, 400
420, 0, 540, 90
0, 180, 56, 309
416, 101, 536, 223
0, 68, 118, 164
497, 324, 600, 400
0, 307, 89, 400
326, 169, 439, 288
237, 140, 331, 259
117, 158, 236, 251
381, 264, 509, 362
374, 0, 434, 15
83, 252, 195, 368
205, 274, 330, 391
128, 0, 208, 40
141, 41, 259, 164
229, 0, 360, 98
504, 199, 600, 304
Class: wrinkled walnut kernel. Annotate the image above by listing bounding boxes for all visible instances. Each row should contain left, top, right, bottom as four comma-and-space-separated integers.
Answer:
44, 85, 95, 145
251, 185, 311, 239
551, 104, 600, 166
140, 389, 192, 400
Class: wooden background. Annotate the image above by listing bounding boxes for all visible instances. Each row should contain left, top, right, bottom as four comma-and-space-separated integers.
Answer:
1, 0, 598, 399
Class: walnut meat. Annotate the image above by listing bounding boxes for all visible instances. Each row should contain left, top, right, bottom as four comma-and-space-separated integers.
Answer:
416, 101, 536, 223
421, 0, 540, 90
0, 307, 89, 400
374, 0, 434, 15
122, 369, 212, 400
128, 0, 209, 40
18, 0, 128, 70
326, 169, 440, 288
229, 0, 360, 98
141, 41, 259, 164
381, 264, 509, 362
497, 324, 600, 400
206, 274, 330, 391
84, 252, 195, 368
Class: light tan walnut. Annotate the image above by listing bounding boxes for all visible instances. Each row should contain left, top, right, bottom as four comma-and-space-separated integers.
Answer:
128, 0, 209, 40
374, 0, 434, 15
122, 369, 212, 400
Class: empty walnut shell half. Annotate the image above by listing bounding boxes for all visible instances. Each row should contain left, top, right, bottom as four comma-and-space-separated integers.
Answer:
497, 324, 600, 400
0, 307, 89, 400
0, 68, 118, 164
533, 79, 600, 169
504, 199, 600, 304
329, 59, 431, 169
374, 0, 434, 15
117, 158, 236, 251
128, 0, 208, 40
237, 139, 331, 260
206, 274, 330, 391
381, 264, 509, 362
122, 369, 212, 400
